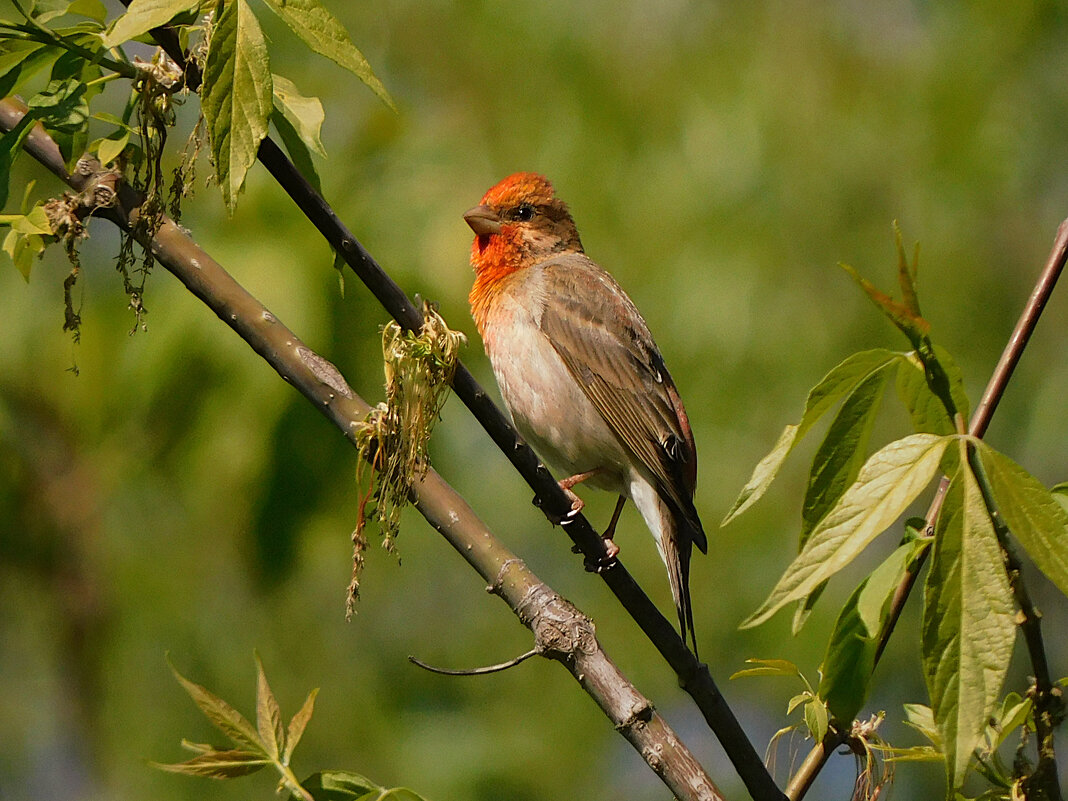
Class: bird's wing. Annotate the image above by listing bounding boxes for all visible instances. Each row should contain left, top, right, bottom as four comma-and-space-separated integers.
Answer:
536, 255, 705, 548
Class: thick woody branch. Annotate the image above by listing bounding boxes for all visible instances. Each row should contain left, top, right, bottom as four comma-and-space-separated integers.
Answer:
0, 97, 725, 801
787, 222, 1068, 801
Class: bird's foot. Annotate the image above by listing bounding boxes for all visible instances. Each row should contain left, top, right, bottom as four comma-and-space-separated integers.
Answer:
537, 484, 585, 526
581, 536, 619, 573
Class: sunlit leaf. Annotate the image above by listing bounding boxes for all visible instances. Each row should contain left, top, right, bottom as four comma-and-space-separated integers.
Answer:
903, 702, 940, 747
202, 0, 272, 212
722, 423, 797, 524
102, 0, 200, 48
805, 697, 829, 743
743, 433, 950, 627
819, 538, 928, 722
68, 0, 107, 22
975, 442, 1068, 599
94, 129, 130, 166
255, 654, 285, 760
841, 261, 931, 345
272, 74, 326, 157
801, 365, 890, 545
729, 658, 802, 680
168, 659, 265, 754
303, 770, 381, 801
284, 687, 319, 764
152, 748, 271, 778
723, 348, 903, 524
260, 0, 395, 110
922, 466, 1015, 788
1052, 482, 1068, 515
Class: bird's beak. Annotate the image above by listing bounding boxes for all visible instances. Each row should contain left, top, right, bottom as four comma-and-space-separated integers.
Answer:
463, 204, 501, 236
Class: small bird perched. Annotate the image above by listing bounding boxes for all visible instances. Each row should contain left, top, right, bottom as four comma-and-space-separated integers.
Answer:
464, 172, 707, 654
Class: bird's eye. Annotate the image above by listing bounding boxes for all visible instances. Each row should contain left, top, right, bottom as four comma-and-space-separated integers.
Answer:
513, 204, 535, 222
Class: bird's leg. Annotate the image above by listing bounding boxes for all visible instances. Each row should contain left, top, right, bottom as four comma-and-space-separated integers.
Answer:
557, 468, 604, 519
600, 496, 625, 559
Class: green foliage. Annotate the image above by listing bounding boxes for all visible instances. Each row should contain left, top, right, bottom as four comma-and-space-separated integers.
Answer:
201, 0, 272, 211
729, 237, 1068, 797
157, 656, 430, 800
730, 658, 829, 745
922, 461, 1016, 788
818, 533, 928, 723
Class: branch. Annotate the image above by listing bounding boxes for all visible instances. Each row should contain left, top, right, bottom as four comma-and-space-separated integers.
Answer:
786, 221, 1068, 801
0, 97, 726, 801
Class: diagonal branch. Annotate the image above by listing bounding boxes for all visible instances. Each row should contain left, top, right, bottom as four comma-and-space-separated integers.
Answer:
0, 96, 727, 801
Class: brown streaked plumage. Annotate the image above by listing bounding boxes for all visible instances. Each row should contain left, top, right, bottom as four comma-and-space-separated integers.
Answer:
465, 172, 707, 654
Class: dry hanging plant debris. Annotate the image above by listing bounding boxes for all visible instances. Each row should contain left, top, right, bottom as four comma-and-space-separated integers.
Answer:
347, 301, 466, 615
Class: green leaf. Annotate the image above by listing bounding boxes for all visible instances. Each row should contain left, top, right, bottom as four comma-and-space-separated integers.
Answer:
101, 0, 200, 48
31, 0, 74, 23
876, 744, 944, 763
818, 538, 928, 722
284, 687, 318, 764
729, 658, 802, 680
722, 423, 798, 524
991, 692, 1032, 751
743, 433, 950, 628
93, 128, 129, 166
805, 697, 829, 743
922, 466, 1015, 789
260, 0, 395, 111
0, 111, 38, 211
27, 78, 89, 134
801, 365, 890, 545
152, 748, 271, 778
168, 659, 266, 754
255, 654, 285, 761
271, 106, 322, 193
303, 770, 381, 801
3, 226, 48, 280
903, 702, 942, 748
68, 0, 107, 22
1052, 482, 1068, 515
723, 348, 904, 524
975, 442, 1068, 599
896, 347, 971, 435
272, 74, 326, 157
202, 0, 273, 212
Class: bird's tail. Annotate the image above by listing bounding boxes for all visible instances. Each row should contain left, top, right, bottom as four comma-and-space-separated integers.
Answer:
665, 513, 703, 659
635, 481, 706, 659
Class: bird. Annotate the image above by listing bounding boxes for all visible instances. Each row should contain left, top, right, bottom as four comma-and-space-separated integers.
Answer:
463, 172, 707, 655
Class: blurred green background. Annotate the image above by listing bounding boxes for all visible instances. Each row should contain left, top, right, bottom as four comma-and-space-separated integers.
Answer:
3, 1, 1068, 799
